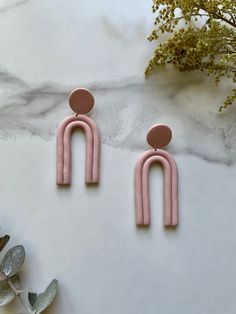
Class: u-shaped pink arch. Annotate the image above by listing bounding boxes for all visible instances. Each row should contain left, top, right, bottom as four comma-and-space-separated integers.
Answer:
63, 121, 93, 184
142, 156, 172, 226
56, 115, 100, 185
135, 149, 178, 227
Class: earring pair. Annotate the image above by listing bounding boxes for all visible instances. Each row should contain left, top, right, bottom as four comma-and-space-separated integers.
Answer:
56, 88, 179, 228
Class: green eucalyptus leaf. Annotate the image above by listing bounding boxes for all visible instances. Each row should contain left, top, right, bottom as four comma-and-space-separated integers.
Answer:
28, 292, 38, 307
33, 279, 58, 314
0, 275, 20, 306
0, 245, 25, 277
0, 235, 10, 252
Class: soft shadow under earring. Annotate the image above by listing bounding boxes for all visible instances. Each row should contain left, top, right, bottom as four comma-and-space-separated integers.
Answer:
134, 124, 178, 227
56, 88, 100, 186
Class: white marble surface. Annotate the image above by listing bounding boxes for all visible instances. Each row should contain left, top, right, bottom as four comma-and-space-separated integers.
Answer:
0, 1, 236, 314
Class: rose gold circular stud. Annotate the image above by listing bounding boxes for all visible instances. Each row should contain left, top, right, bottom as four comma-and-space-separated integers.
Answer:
69, 88, 94, 114
146, 124, 172, 149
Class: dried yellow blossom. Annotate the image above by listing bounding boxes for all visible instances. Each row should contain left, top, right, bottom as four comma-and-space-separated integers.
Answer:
146, 0, 236, 111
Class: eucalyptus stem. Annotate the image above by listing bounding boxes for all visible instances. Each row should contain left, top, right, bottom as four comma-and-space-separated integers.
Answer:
0, 237, 58, 314
7, 278, 33, 314
18, 293, 33, 314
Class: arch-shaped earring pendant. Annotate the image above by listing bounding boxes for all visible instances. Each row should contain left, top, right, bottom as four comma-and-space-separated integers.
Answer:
56, 88, 100, 185
135, 124, 178, 227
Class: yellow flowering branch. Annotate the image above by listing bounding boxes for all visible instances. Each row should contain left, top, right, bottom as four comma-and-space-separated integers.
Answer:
146, 0, 236, 111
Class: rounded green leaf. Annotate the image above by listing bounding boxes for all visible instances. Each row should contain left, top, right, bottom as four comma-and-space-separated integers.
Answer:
33, 279, 58, 314
0, 245, 25, 277
0, 275, 20, 306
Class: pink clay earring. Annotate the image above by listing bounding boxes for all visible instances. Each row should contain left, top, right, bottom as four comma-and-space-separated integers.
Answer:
135, 124, 178, 227
56, 88, 100, 186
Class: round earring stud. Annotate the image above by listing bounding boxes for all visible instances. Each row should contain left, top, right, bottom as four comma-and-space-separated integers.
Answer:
69, 88, 95, 114
146, 124, 172, 149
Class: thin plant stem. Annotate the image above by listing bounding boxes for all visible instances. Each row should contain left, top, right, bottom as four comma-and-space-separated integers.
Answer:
18, 293, 33, 314
7, 278, 33, 314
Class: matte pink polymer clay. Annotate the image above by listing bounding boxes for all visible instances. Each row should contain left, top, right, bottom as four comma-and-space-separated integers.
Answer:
135, 124, 178, 227
56, 88, 100, 186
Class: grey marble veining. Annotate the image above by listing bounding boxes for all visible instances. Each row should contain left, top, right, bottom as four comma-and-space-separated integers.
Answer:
0, 66, 235, 164
0, 0, 31, 14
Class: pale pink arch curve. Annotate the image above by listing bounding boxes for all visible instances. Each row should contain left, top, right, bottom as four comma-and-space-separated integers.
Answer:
63, 121, 93, 184
135, 149, 178, 227
142, 156, 172, 226
56, 115, 100, 185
